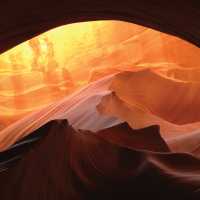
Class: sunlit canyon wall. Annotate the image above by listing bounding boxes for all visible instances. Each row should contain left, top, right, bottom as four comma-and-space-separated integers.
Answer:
0, 20, 200, 129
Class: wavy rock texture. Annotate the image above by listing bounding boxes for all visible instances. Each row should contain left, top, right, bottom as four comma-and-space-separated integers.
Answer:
1, 20, 200, 130
109, 69, 200, 124
0, 75, 122, 151
1, 120, 200, 200
1, 67, 200, 155
0, 20, 200, 199
97, 69, 200, 156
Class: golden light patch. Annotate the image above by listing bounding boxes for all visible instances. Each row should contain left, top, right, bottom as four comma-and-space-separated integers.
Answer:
0, 20, 200, 130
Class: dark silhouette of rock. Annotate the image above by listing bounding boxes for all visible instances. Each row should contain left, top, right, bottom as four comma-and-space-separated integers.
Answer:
0, 120, 200, 199
0, 0, 200, 54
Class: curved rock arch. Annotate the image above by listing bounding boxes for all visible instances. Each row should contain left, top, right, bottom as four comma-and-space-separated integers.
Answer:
0, 0, 200, 53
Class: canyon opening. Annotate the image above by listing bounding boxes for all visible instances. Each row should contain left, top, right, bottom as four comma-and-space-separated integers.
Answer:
1, 20, 200, 199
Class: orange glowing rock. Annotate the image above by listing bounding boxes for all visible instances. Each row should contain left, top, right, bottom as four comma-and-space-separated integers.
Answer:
0, 20, 200, 147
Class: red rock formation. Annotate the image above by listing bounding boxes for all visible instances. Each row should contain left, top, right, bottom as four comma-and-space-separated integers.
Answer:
109, 69, 200, 124
0, 120, 200, 199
